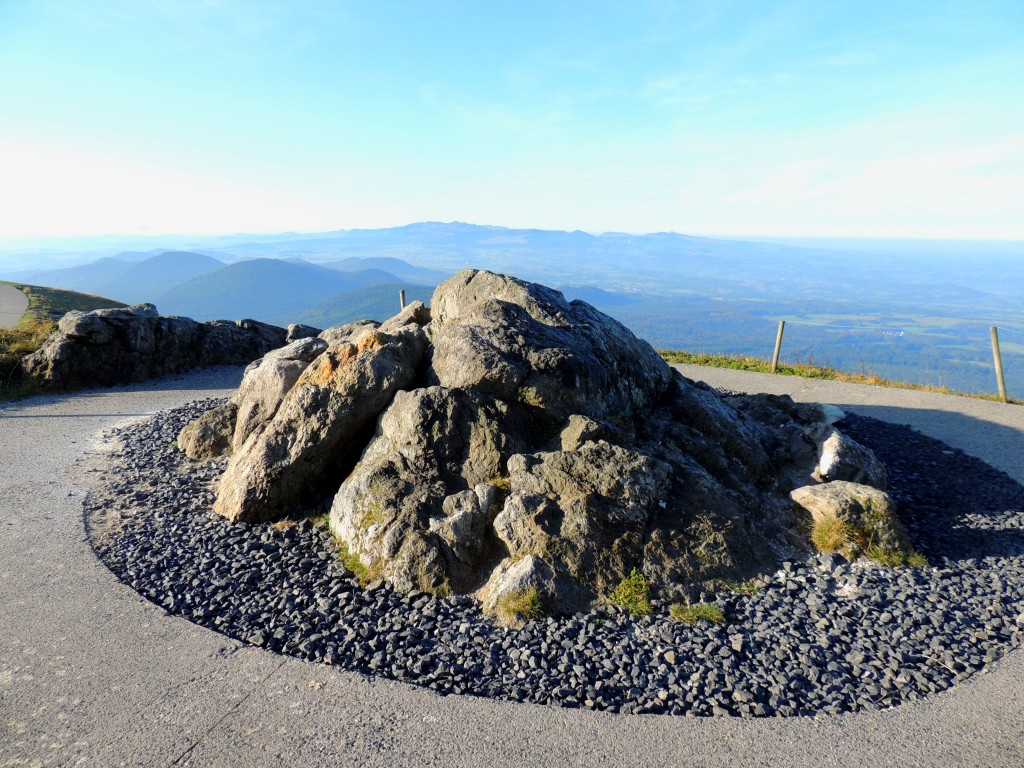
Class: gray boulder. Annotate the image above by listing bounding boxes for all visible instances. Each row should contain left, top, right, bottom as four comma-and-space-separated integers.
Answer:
318, 320, 380, 346
790, 481, 909, 557
813, 429, 888, 490
20, 305, 286, 391
177, 336, 330, 461
428, 270, 673, 422
286, 323, 323, 342
559, 415, 608, 451
230, 336, 329, 451
477, 556, 557, 626
214, 324, 428, 523
198, 319, 286, 366
177, 402, 238, 460
493, 442, 671, 610
230, 358, 309, 451
379, 300, 430, 332
189, 268, 899, 620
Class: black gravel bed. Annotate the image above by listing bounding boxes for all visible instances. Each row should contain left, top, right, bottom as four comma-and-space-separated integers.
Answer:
88, 399, 1024, 717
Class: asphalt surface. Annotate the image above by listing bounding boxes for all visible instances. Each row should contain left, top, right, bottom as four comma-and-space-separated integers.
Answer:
1, 364, 1023, 767
0, 284, 28, 330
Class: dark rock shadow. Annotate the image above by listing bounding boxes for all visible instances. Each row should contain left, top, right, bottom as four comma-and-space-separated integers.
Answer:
837, 409, 1024, 564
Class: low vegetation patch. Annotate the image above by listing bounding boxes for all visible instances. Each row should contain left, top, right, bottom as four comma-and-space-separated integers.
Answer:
808, 512, 928, 569
337, 541, 382, 586
0, 317, 54, 400
607, 568, 653, 617
670, 602, 725, 625
495, 587, 544, 624
810, 513, 854, 554
866, 545, 929, 568
10, 282, 126, 322
308, 511, 331, 529
659, 349, 1021, 405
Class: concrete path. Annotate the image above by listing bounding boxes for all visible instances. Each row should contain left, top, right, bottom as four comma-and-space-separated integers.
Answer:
2, 366, 1023, 767
0, 283, 28, 329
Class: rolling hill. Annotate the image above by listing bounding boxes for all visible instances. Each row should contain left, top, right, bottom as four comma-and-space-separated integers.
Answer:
14, 250, 224, 304
318, 256, 447, 286
274, 283, 435, 328
155, 259, 405, 322
110, 251, 225, 303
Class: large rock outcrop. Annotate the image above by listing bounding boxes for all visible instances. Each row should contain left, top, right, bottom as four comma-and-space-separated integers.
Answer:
20, 304, 287, 391
182, 269, 901, 617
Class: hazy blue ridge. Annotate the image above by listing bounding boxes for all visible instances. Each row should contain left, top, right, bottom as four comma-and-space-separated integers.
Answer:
153, 259, 403, 322
15, 257, 135, 294
317, 256, 448, 286
274, 283, 435, 328
8, 250, 225, 305
103, 251, 225, 304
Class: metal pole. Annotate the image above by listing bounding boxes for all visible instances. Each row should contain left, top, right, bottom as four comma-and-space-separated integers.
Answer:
399, 289, 406, 310
771, 320, 785, 374
991, 326, 1008, 403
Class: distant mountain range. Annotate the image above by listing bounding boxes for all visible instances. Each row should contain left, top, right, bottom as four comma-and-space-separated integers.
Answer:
14, 250, 224, 306
1, 221, 1022, 395
10, 251, 449, 324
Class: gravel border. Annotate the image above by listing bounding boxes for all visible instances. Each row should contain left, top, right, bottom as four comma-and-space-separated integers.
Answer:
87, 399, 1024, 717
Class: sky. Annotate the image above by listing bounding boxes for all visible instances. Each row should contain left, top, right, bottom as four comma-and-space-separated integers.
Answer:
0, 0, 1022, 240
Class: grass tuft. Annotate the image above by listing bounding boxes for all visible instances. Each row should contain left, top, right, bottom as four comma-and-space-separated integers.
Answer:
607, 568, 653, 617
308, 511, 331, 529
495, 587, 544, 624
670, 602, 725, 624
337, 541, 382, 586
865, 545, 929, 568
810, 514, 853, 554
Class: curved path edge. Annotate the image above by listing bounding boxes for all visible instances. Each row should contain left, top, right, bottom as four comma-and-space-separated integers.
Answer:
0, 283, 29, 330
1, 365, 1022, 767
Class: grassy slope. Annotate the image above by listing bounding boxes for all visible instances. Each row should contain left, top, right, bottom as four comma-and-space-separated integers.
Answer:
659, 349, 1021, 405
0, 282, 126, 400
5, 281, 127, 321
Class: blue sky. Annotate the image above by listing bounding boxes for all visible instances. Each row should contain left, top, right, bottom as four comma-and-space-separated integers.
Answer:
1, 0, 1022, 239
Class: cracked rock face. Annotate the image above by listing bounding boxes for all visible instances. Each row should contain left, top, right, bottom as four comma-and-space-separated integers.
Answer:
213, 322, 428, 523
181, 269, 899, 616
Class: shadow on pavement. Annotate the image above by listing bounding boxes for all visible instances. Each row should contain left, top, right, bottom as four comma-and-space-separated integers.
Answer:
840, 410, 1024, 566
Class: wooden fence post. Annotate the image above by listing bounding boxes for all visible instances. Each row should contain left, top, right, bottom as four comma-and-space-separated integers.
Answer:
771, 320, 785, 374
399, 289, 406, 310
991, 326, 1008, 403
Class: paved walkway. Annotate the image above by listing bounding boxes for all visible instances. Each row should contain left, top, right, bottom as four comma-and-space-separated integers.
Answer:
0, 283, 28, 329
1, 366, 1023, 767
